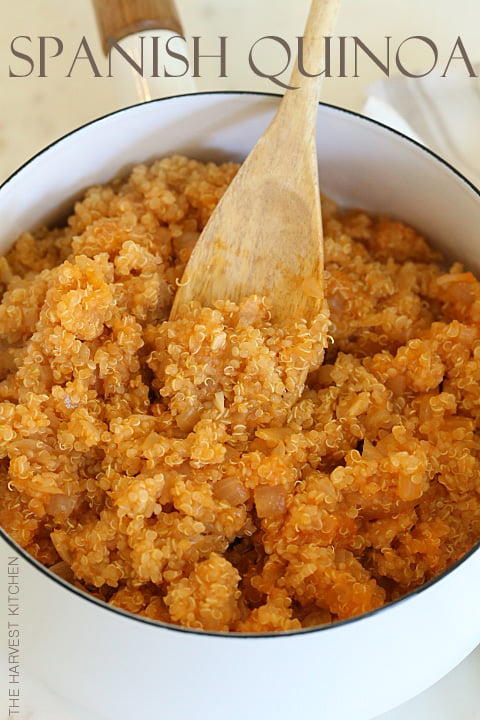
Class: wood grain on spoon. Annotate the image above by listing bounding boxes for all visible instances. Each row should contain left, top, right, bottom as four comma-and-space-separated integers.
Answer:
171, 0, 339, 323
92, 0, 183, 52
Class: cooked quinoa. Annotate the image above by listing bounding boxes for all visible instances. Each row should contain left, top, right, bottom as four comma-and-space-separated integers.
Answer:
1, 154, 480, 632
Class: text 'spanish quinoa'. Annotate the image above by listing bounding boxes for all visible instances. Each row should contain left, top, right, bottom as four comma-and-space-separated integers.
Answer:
1, 155, 480, 632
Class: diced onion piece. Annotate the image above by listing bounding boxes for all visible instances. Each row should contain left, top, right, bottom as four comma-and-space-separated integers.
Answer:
48, 493, 77, 516
214, 391, 225, 412
448, 282, 475, 305
256, 427, 293, 444
175, 404, 202, 432
398, 475, 423, 502
254, 485, 286, 518
214, 477, 249, 505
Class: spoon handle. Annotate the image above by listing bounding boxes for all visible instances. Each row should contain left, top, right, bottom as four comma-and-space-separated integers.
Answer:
93, 0, 183, 51
275, 0, 339, 140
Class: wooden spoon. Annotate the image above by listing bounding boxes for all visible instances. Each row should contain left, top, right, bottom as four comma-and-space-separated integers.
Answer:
92, 0, 183, 52
171, 0, 339, 323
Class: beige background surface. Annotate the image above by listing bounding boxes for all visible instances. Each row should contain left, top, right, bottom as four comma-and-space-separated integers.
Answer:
1, 0, 480, 181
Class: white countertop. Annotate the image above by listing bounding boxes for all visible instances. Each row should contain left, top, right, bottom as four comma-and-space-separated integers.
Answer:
1, 1, 480, 718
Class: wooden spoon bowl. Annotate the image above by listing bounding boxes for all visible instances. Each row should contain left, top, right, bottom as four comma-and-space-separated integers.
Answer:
171, 0, 339, 323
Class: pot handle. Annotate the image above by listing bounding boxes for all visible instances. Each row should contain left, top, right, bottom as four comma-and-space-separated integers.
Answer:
92, 0, 195, 105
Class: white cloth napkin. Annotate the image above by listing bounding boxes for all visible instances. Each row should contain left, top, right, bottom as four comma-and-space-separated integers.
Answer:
363, 70, 480, 188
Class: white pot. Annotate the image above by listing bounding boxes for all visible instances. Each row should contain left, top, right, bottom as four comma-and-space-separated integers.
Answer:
1, 93, 480, 720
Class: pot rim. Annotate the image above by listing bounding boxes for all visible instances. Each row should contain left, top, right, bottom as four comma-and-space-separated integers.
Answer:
1, 89, 479, 640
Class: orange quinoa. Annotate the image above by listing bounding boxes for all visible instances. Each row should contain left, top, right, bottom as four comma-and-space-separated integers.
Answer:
1, 155, 480, 632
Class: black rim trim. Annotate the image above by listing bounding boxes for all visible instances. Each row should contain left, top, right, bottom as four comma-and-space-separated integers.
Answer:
1, 90, 480, 639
